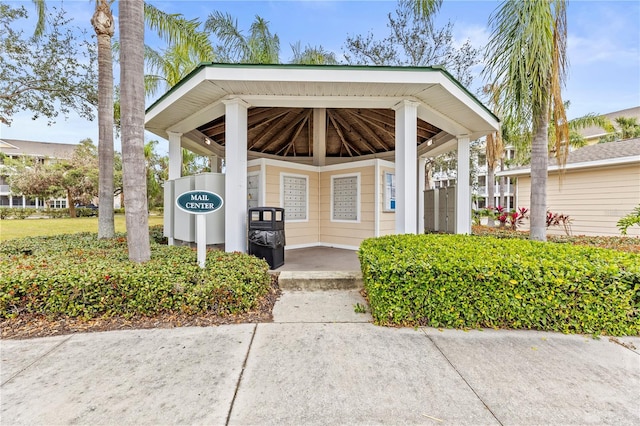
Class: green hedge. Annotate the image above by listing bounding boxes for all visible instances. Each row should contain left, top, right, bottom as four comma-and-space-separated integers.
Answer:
1, 233, 271, 319
359, 234, 640, 336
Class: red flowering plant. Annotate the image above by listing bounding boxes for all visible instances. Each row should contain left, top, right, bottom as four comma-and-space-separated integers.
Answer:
546, 211, 573, 235
494, 206, 528, 230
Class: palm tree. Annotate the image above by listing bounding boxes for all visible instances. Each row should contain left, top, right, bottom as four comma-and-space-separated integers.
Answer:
482, 84, 505, 225
92, 0, 116, 238
290, 42, 338, 65
119, 0, 150, 262
414, 0, 443, 24
205, 12, 280, 64
484, 0, 569, 242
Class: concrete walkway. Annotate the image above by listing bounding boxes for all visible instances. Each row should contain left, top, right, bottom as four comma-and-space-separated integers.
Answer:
2, 290, 640, 425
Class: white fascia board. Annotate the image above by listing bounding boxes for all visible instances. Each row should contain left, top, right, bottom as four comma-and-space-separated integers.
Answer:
498, 155, 640, 177
145, 68, 208, 124
435, 73, 500, 132
167, 101, 226, 134
203, 66, 444, 86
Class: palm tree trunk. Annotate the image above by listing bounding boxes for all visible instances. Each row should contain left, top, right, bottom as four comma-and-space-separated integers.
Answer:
499, 159, 506, 209
530, 112, 549, 241
93, 0, 115, 239
486, 165, 495, 227
120, 0, 150, 262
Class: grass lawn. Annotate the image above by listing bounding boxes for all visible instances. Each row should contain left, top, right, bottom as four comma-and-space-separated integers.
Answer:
0, 215, 164, 241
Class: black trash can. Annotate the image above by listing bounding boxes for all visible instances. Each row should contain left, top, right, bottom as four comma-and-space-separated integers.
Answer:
248, 207, 285, 269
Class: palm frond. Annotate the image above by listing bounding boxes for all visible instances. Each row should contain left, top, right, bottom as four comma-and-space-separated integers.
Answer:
205, 11, 248, 63
144, 3, 214, 61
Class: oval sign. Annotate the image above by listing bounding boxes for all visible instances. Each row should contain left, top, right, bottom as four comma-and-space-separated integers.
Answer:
176, 190, 224, 214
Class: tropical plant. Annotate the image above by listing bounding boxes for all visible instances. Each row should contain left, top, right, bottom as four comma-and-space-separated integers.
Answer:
599, 117, 640, 143
205, 12, 280, 64
290, 42, 338, 65
484, 0, 569, 242
617, 205, 640, 235
119, 0, 150, 262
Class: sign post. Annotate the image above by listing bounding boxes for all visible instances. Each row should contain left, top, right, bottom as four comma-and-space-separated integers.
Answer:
175, 190, 224, 268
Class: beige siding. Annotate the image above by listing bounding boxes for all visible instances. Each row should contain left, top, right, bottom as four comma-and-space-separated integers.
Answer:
379, 165, 396, 236
516, 164, 640, 237
264, 164, 320, 247
320, 166, 376, 248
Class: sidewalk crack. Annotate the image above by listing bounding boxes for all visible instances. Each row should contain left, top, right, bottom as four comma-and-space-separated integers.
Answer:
225, 322, 257, 426
1, 335, 73, 387
422, 330, 504, 426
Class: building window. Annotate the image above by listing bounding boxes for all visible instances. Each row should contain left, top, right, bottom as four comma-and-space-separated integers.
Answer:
281, 174, 308, 221
331, 173, 360, 222
383, 172, 395, 212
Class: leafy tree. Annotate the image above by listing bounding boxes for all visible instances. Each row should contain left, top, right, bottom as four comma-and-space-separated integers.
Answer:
144, 140, 168, 209
344, 0, 480, 87
0, 3, 97, 126
4, 158, 60, 206
120, 0, 150, 262
484, 0, 569, 242
54, 139, 100, 218
5, 139, 99, 218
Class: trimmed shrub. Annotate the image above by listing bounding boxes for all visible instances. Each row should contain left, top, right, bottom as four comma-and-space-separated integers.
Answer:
149, 224, 167, 244
359, 234, 640, 336
12, 208, 36, 219
0, 208, 13, 220
0, 233, 271, 319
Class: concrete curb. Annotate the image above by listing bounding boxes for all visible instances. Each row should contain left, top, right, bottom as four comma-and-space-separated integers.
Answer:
277, 270, 363, 290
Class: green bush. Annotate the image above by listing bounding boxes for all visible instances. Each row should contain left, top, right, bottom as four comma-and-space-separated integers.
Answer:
1, 233, 271, 319
12, 208, 36, 219
0, 208, 12, 220
42, 208, 69, 218
149, 224, 167, 244
359, 234, 640, 336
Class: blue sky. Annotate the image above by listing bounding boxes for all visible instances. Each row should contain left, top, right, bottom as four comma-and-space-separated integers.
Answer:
1, 0, 639, 152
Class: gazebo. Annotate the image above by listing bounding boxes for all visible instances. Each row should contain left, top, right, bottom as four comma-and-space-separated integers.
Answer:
145, 63, 499, 252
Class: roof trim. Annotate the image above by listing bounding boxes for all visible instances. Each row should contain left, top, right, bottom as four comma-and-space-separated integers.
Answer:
498, 155, 640, 177
145, 62, 498, 123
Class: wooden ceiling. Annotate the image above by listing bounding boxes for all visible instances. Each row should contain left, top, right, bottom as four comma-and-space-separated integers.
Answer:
197, 107, 441, 158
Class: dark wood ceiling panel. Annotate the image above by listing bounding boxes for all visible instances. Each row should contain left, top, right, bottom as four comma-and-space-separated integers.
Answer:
196, 107, 441, 158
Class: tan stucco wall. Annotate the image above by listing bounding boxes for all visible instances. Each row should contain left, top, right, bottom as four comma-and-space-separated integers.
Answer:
264, 164, 320, 247
319, 165, 375, 248
516, 164, 640, 237
249, 159, 397, 248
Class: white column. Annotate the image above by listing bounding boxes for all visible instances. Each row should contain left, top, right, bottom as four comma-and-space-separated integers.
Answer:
418, 156, 427, 234
393, 100, 419, 234
167, 131, 183, 180
456, 136, 471, 234
223, 98, 250, 253
313, 108, 326, 166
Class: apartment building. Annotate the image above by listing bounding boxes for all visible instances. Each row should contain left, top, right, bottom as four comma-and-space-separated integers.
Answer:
0, 138, 76, 208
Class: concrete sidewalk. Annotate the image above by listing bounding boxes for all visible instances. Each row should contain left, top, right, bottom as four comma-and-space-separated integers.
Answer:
2, 290, 639, 425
